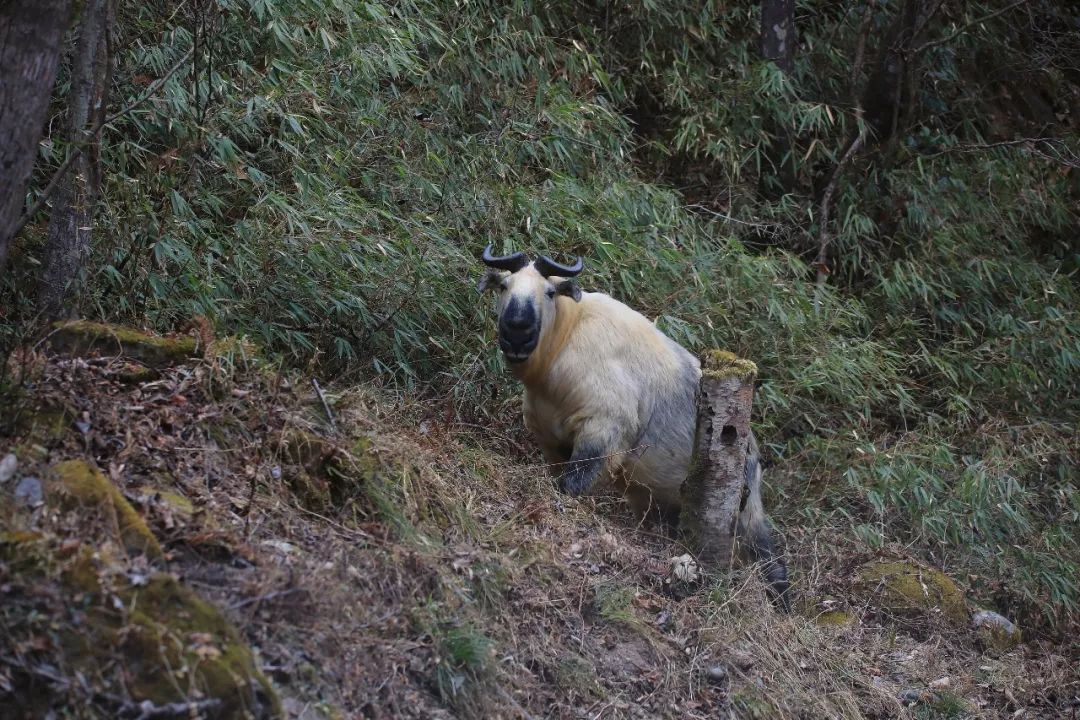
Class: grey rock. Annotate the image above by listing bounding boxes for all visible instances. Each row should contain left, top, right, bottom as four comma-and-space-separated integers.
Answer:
0, 454, 17, 484
972, 609, 1022, 650
971, 609, 1017, 635
14, 476, 43, 507
898, 688, 924, 705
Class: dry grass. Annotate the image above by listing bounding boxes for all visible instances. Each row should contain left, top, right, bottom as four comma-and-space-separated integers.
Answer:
0, 347, 1076, 719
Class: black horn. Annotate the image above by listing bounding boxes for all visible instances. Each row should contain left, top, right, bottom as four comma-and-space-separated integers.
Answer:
535, 253, 584, 278
481, 244, 529, 273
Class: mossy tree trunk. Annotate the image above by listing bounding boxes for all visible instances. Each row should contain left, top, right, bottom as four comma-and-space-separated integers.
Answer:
0, 0, 73, 273
679, 351, 758, 567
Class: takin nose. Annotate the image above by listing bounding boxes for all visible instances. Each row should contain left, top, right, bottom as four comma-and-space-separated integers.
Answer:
498, 314, 539, 362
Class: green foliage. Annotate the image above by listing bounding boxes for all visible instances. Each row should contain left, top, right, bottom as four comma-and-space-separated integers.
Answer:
8, 0, 1079, 627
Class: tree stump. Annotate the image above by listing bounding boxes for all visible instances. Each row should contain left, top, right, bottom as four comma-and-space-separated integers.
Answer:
679, 350, 758, 569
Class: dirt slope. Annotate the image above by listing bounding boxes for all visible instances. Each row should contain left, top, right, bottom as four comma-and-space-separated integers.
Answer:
0, 326, 1074, 719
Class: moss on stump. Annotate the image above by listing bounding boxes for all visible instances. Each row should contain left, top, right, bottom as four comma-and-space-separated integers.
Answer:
701, 349, 758, 381
854, 560, 967, 627
48, 460, 163, 560
50, 320, 198, 368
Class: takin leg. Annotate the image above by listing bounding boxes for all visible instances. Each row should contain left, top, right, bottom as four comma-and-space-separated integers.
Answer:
736, 434, 792, 612
558, 421, 625, 497
558, 443, 609, 496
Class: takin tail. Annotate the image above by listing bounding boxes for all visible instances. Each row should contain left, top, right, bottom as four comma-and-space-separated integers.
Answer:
736, 432, 792, 612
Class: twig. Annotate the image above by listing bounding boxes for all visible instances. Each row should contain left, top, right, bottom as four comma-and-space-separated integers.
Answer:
812, 130, 865, 316
919, 136, 1073, 158
229, 587, 304, 610
683, 204, 784, 234
291, 500, 382, 544
124, 699, 223, 719
312, 378, 338, 434
12, 47, 194, 238
912, 0, 1031, 54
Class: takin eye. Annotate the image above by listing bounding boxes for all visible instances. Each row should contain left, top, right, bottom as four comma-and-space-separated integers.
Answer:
499, 280, 509, 291
545, 287, 555, 299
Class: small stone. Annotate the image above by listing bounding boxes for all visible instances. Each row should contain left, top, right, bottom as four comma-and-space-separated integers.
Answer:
706, 665, 727, 683
14, 476, 43, 507
930, 676, 951, 690
899, 688, 924, 705
0, 454, 17, 484
670, 554, 699, 583
263, 540, 297, 555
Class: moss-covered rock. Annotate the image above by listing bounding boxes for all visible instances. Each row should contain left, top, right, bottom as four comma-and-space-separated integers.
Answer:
854, 560, 967, 627
701, 349, 758, 381
1, 528, 280, 719
50, 320, 198, 368
48, 460, 163, 560
105, 575, 281, 719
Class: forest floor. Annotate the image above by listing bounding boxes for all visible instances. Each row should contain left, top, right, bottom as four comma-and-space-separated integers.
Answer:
0, 324, 1076, 720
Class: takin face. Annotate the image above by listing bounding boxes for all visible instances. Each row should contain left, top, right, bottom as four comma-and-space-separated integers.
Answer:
475, 245, 583, 364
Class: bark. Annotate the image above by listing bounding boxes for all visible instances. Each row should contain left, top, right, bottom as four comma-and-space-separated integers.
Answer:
679, 352, 758, 567
38, 0, 110, 318
759, 0, 797, 196
760, 0, 796, 74
0, 0, 73, 273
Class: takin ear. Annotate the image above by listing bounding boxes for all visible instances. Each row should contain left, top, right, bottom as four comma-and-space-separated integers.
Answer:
555, 279, 582, 302
476, 269, 506, 294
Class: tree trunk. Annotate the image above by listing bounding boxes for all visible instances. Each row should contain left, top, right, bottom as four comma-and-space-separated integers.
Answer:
679, 351, 758, 567
759, 0, 796, 196
0, 0, 73, 274
861, 0, 938, 146
38, 0, 109, 318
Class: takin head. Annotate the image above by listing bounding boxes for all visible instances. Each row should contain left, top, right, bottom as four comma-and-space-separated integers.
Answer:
476, 244, 583, 364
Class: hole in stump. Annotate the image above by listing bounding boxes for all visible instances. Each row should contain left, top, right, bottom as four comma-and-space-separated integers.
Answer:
720, 425, 737, 445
